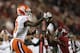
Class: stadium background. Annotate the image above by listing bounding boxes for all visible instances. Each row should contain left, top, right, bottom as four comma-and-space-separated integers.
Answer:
0, 0, 80, 42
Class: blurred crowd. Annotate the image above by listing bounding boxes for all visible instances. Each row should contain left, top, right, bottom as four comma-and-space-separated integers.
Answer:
0, 0, 80, 53
0, 0, 80, 35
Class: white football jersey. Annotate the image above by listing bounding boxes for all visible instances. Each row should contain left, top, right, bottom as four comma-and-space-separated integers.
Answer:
13, 15, 31, 41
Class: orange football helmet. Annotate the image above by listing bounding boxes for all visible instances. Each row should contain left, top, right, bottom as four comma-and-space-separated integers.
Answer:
17, 4, 31, 16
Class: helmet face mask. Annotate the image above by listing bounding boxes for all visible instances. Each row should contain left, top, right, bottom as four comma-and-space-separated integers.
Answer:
25, 9, 32, 16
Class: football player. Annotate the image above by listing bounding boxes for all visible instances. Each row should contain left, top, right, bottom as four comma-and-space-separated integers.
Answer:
10, 4, 47, 53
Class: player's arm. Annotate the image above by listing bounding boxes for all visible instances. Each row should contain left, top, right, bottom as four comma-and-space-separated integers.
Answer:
24, 17, 45, 27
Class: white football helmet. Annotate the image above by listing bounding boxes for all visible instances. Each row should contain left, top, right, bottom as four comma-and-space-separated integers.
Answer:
17, 4, 32, 16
